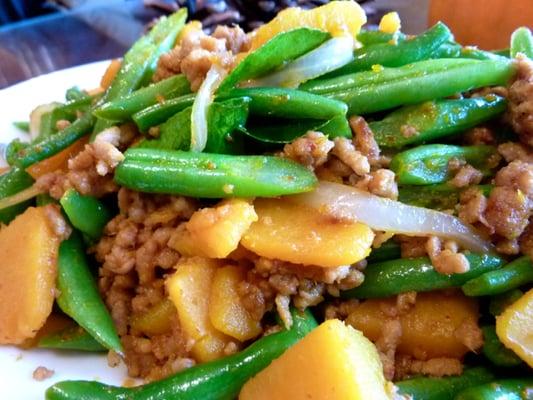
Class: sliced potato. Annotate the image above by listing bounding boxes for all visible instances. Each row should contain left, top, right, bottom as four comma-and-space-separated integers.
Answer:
209, 265, 262, 342
166, 257, 235, 362
496, 288, 533, 367
169, 199, 257, 259
0, 207, 61, 344
241, 198, 374, 267
239, 319, 390, 400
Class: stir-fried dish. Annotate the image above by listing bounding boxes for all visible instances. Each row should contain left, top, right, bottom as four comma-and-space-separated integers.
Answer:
0, 2, 532, 399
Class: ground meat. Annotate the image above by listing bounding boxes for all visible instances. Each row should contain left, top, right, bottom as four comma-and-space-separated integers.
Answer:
395, 356, 463, 380
449, 164, 483, 188
495, 238, 520, 255
331, 137, 370, 176
275, 294, 292, 328
507, 56, 533, 147
238, 257, 364, 322
463, 126, 495, 145
35, 129, 124, 199
349, 116, 380, 165
519, 219, 533, 260
494, 160, 533, 198
426, 236, 470, 275
324, 299, 360, 320
281, 131, 334, 170
457, 187, 489, 227
366, 169, 399, 199
43, 204, 72, 241
485, 186, 531, 239
454, 318, 484, 353
375, 318, 402, 380
498, 142, 533, 163
396, 235, 428, 258
400, 124, 419, 139
153, 25, 248, 90
32, 366, 54, 381
95, 188, 198, 380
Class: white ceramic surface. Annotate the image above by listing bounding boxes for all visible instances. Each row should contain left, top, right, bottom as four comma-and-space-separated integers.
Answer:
0, 61, 131, 400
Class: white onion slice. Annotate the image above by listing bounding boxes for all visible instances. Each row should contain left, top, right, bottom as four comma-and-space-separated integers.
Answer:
289, 181, 493, 253
190, 65, 227, 152
252, 35, 355, 88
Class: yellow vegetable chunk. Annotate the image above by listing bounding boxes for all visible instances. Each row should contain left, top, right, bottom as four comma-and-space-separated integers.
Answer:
241, 198, 374, 267
209, 265, 262, 342
0, 207, 61, 344
169, 199, 257, 259
130, 299, 177, 336
166, 257, 234, 362
250, 1, 367, 50
496, 288, 533, 368
378, 11, 401, 34
347, 291, 481, 359
239, 319, 389, 400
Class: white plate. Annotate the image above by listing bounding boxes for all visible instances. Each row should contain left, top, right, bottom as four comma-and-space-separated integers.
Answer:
0, 61, 131, 400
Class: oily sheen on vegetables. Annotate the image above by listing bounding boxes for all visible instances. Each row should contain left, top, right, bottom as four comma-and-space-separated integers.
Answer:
289, 181, 492, 253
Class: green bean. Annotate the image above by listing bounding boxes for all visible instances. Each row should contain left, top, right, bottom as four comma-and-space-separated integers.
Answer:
217, 28, 329, 94
0, 167, 34, 224
12, 121, 30, 132
390, 144, 498, 185
241, 114, 351, 145
94, 74, 191, 121
91, 9, 187, 138
56, 232, 122, 353
327, 22, 452, 77
459, 47, 511, 61
431, 41, 462, 58
367, 240, 401, 263
342, 253, 504, 299
489, 289, 524, 316
511, 27, 533, 59
356, 29, 407, 46
132, 93, 195, 132
139, 98, 249, 154
399, 183, 492, 210
65, 86, 90, 102
220, 87, 347, 120
462, 256, 533, 296
13, 111, 95, 168
396, 367, 496, 400
370, 96, 506, 148
454, 379, 533, 400
481, 325, 523, 367
115, 148, 317, 198
60, 189, 111, 240
304, 58, 515, 115
38, 325, 106, 352
45, 309, 317, 400
301, 59, 473, 95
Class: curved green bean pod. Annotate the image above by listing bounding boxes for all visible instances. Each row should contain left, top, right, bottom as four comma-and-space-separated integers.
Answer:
115, 148, 317, 198
342, 253, 504, 299
454, 379, 533, 400
328, 22, 452, 77
510, 27, 533, 59
462, 256, 533, 296
132, 93, 195, 132
390, 144, 498, 185
370, 96, 506, 148
220, 87, 347, 120
38, 325, 106, 352
94, 74, 191, 121
481, 325, 523, 367
0, 167, 34, 223
396, 367, 495, 400
56, 232, 122, 353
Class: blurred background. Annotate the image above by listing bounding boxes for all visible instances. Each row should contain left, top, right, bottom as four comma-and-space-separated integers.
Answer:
0, 0, 531, 89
